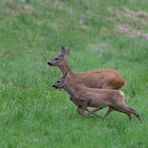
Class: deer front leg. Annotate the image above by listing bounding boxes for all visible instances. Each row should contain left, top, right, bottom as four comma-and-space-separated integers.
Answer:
70, 97, 90, 113
69, 97, 77, 106
77, 101, 88, 117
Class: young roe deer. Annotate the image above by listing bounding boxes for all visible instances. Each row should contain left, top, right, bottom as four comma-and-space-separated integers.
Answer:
53, 71, 142, 124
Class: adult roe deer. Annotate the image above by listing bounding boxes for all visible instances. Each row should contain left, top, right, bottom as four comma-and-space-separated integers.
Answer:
53, 71, 142, 124
48, 47, 125, 89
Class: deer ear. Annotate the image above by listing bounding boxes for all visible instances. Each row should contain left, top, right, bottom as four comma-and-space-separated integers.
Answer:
61, 47, 70, 56
61, 47, 66, 56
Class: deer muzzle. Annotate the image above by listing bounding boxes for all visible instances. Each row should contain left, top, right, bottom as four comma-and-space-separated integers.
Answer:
47, 61, 52, 66
52, 85, 58, 89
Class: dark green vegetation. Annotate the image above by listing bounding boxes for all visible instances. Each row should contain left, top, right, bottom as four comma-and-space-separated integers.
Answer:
0, 0, 148, 147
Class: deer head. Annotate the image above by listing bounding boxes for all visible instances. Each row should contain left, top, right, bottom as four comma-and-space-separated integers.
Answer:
47, 47, 70, 66
52, 70, 69, 89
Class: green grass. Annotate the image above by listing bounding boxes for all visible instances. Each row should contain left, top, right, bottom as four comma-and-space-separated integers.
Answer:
0, 0, 148, 147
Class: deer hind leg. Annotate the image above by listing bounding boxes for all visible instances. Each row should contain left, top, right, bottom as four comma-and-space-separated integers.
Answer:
104, 107, 113, 117
88, 106, 111, 116
113, 104, 132, 121
87, 106, 104, 116
114, 104, 143, 123
117, 103, 143, 123
126, 106, 143, 124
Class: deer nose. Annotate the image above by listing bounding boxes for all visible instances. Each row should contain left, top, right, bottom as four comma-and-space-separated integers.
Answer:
52, 85, 58, 89
47, 62, 52, 66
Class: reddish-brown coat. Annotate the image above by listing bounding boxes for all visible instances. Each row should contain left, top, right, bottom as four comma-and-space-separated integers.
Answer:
53, 71, 142, 123
48, 48, 125, 89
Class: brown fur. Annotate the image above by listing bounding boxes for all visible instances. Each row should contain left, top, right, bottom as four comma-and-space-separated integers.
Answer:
48, 48, 125, 89
53, 71, 142, 123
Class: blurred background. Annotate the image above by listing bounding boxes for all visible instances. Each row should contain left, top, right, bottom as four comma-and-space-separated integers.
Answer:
0, 0, 148, 147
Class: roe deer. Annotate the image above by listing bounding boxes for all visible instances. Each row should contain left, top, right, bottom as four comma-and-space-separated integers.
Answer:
48, 47, 125, 89
53, 71, 142, 124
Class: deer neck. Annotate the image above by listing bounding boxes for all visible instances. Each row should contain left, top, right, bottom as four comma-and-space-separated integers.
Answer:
64, 77, 80, 99
58, 59, 71, 74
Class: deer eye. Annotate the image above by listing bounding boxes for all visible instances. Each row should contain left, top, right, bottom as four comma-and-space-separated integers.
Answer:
57, 80, 61, 83
55, 57, 59, 60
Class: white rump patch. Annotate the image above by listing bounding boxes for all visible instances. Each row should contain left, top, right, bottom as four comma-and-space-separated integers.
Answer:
119, 90, 124, 97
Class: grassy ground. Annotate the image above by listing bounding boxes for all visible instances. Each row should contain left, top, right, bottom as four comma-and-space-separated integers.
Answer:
0, 0, 148, 147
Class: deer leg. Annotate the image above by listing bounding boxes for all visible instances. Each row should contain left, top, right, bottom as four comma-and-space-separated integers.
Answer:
70, 97, 77, 106
87, 107, 113, 117
85, 108, 92, 114
126, 106, 143, 124
88, 107, 104, 116
78, 101, 88, 117
104, 107, 113, 117
70, 97, 90, 113
77, 107, 82, 114
116, 103, 143, 123
113, 104, 132, 121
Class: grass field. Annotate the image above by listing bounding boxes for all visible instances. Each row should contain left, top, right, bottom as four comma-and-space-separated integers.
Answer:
0, 0, 148, 147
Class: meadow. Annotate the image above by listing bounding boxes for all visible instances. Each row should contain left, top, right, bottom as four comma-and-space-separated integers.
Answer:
0, 0, 148, 147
